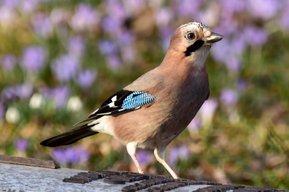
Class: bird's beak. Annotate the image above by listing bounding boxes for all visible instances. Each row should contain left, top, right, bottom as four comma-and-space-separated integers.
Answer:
205, 32, 223, 44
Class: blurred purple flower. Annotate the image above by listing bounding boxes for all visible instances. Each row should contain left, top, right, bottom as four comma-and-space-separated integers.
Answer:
101, 16, 121, 33
237, 79, 248, 92
199, 99, 218, 127
136, 150, 154, 166
15, 139, 28, 152
220, 88, 238, 106
70, 4, 99, 32
155, 8, 172, 27
211, 39, 231, 63
52, 54, 79, 82
196, 7, 219, 27
188, 116, 202, 132
116, 31, 135, 63
1, 54, 16, 70
68, 36, 85, 59
1, 0, 19, 8
159, 25, 173, 50
98, 40, 118, 56
279, 6, 289, 30
121, 46, 135, 63
243, 26, 268, 46
225, 55, 241, 72
0, 103, 4, 120
52, 147, 89, 165
0, 5, 16, 27
231, 35, 246, 56
19, 0, 39, 13
219, 0, 246, 14
77, 70, 96, 88
122, 0, 145, 14
107, 55, 121, 69
211, 36, 245, 72
169, 145, 191, 165
174, 0, 203, 18
248, 0, 281, 20
42, 86, 70, 108
50, 8, 69, 26
32, 13, 53, 37
21, 46, 46, 71
117, 31, 134, 45
105, 0, 126, 22
2, 84, 33, 100
213, 17, 238, 36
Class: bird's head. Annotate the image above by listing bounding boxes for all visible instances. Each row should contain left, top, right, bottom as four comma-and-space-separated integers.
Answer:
169, 22, 222, 66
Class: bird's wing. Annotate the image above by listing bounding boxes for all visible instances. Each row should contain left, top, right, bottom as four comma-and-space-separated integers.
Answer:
88, 90, 156, 118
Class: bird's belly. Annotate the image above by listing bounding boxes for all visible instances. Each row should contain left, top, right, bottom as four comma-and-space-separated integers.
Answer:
112, 78, 209, 149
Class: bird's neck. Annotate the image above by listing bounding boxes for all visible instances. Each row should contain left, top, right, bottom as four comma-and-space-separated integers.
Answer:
160, 48, 208, 77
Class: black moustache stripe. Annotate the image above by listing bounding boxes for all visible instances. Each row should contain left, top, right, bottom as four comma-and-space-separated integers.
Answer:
184, 40, 204, 56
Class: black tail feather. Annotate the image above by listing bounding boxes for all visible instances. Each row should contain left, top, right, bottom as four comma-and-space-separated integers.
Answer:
40, 126, 98, 147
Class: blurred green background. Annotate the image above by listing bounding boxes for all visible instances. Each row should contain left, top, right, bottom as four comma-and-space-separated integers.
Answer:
0, 0, 288, 189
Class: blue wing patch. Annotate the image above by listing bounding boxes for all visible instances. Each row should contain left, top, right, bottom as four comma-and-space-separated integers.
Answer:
88, 90, 155, 118
122, 91, 155, 110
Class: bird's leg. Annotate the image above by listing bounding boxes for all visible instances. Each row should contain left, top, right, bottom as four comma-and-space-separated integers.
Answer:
126, 142, 143, 174
154, 148, 179, 179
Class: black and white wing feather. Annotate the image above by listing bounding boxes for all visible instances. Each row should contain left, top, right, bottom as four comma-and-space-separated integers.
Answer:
88, 90, 155, 118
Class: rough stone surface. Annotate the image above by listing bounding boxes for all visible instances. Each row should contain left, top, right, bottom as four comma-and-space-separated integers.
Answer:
0, 163, 286, 192
0, 163, 210, 192
0, 163, 120, 192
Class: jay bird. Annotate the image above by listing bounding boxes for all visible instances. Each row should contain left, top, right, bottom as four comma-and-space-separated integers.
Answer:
41, 21, 222, 179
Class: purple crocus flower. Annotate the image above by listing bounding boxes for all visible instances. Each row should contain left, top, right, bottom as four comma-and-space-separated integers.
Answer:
32, 13, 53, 38
220, 88, 238, 106
136, 150, 154, 166
1, 54, 16, 70
1, 0, 19, 8
169, 145, 191, 165
122, 0, 145, 14
15, 139, 28, 152
174, 0, 203, 17
279, 4, 289, 30
248, 0, 281, 20
188, 116, 202, 132
52, 147, 89, 165
105, 0, 126, 23
19, 0, 39, 13
68, 36, 85, 59
70, 4, 99, 32
121, 46, 135, 63
42, 86, 70, 108
117, 31, 134, 45
50, 8, 69, 26
21, 46, 46, 71
2, 84, 33, 100
98, 40, 118, 56
52, 54, 79, 82
101, 16, 121, 33
77, 70, 96, 88
159, 25, 173, 50
219, 0, 246, 13
0, 103, 4, 120
107, 54, 121, 69
211, 37, 244, 72
211, 38, 229, 63
237, 79, 248, 92
243, 26, 268, 47
155, 8, 172, 27
224, 55, 241, 72
198, 99, 218, 127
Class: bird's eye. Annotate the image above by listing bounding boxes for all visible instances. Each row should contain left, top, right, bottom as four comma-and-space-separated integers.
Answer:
186, 32, 195, 40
